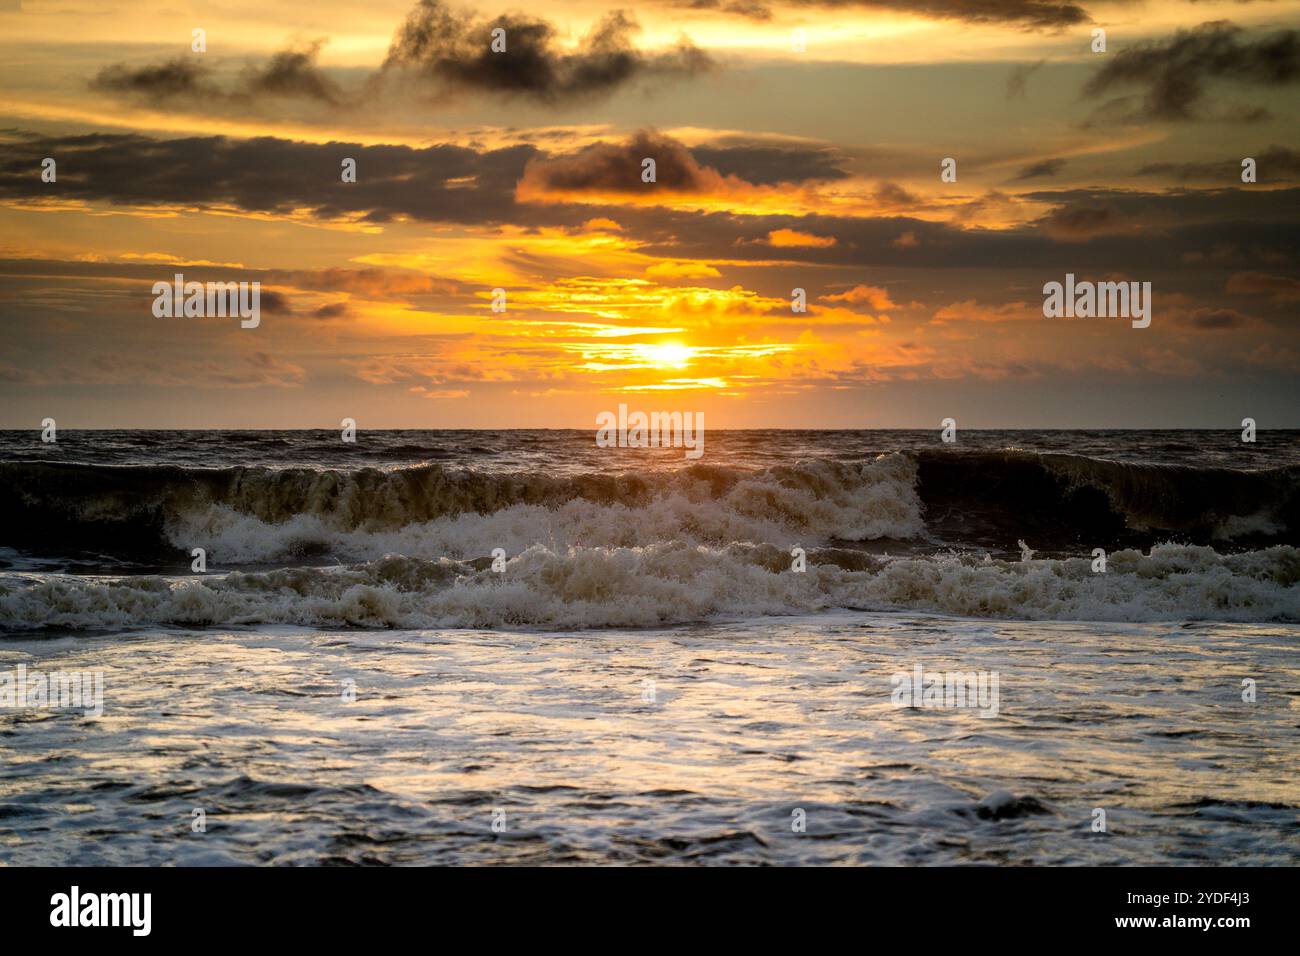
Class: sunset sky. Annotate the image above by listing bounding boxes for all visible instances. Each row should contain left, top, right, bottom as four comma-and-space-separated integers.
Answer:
0, 0, 1296, 428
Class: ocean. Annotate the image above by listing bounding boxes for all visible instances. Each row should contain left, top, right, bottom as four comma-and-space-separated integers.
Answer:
0, 429, 1297, 864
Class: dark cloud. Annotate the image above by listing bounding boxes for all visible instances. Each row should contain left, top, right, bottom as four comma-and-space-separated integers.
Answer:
675, 0, 1088, 29
1018, 187, 1300, 263
873, 181, 924, 208
229, 290, 349, 319
1137, 144, 1300, 181
0, 132, 550, 226
5, 130, 1299, 279
309, 303, 354, 320
1082, 21, 1300, 121
0, 259, 464, 331
242, 42, 344, 104
258, 290, 294, 315
91, 43, 342, 106
90, 58, 219, 102
1226, 271, 1300, 299
1022, 186, 1300, 230
1011, 158, 1067, 181
619, 185, 1300, 273
1180, 307, 1250, 329
518, 130, 736, 195
263, 267, 460, 297
1007, 59, 1046, 98
683, 0, 773, 20
383, 1, 712, 102
1034, 201, 1124, 240
690, 143, 849, 185
519, 132, 848, 196
91, 2, 709, 110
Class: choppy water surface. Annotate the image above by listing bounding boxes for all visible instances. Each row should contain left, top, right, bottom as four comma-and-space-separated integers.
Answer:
0, 430, 1296, 864
1, 613, 1296, 866
1, 429, 1297, 628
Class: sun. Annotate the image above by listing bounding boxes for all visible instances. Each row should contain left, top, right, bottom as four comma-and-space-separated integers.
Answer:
645, 343, 693, 368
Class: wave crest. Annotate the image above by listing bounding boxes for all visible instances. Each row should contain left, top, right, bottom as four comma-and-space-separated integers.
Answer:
2, 542, 1295, 631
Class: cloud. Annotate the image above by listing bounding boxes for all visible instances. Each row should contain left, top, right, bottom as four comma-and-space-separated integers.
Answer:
517, 129, 746, 198
309, 303, 354, 320
0, 132, 546, 227
383, 1, 711, 103
689, 143, 849, 185
5, 131, 1299, 278
683, 0, 774, 20
266, 267, 459, 298
644, 261, 722, 279
91, 42, 343, 106
1226, 271, 1300, 300
1034, 200, 1128, 240
242, 42, 344, 104
1136, 145, 1300, 182
243, 292, 352, 320
821, 285, 898, 310
257, 290, 295, 315
91, 3, 710, 111
625, 184, 1300, 271
409, 386, 471, 399
676, 0, 1088, 29
1011, 158, 1067, 181
932, 300, 1037, 323
767, 228, 837, 248
1179, 307, 1251, 329
1082, 22, 1300, 121
0, 258, 464, 327
1007, 59, 1046, 98
1239, 343, 1300, 369
220, 352, 308, 387
872, 181, 926, 210
9, 351, 310, 389
90, 58, 219, 102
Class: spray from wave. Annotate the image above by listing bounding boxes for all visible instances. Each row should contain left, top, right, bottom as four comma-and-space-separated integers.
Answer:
1, 543, 1296, 630
3, 450, 1296, 559
1, 448, 1296, 630
0, 455, 926, 564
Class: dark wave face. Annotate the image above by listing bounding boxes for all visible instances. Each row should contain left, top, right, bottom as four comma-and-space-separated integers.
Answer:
914, 450, 1300, 552
0, 429, 1297, 629
1, 438, 1296, 561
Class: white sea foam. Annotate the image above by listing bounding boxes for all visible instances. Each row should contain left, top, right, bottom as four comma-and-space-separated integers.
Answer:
2, 542, 1295, 631
161, 454, 927, 565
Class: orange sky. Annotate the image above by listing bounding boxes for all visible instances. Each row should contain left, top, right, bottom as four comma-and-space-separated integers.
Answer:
0, 0, 1297, 427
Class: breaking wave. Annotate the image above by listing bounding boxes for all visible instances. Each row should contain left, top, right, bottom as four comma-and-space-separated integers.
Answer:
1, 543, 1296, 630
1, 448, 1296, 630
0, 455, 926, 563
1, 450, 1295, 565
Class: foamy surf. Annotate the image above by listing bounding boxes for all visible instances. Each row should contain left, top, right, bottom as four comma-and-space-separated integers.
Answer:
6, 612, 1297, 865
158, 454, 925, 565
2, 448, 1296, 567
2, 542, 1296, 631
2, 432, 1297, 631
3, 430, 1299, 869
